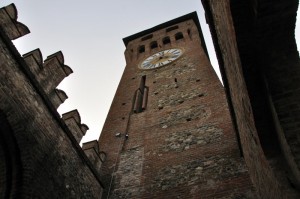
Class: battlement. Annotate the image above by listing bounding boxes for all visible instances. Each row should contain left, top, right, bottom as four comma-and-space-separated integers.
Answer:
0, 3, 29, 40
0, 3, 104, 198
62, 110, 89, 143
23, 49, 73, 108
82, 140, 106, 171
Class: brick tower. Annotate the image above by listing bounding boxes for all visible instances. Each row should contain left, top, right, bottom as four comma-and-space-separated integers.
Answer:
98, 12, 256, 198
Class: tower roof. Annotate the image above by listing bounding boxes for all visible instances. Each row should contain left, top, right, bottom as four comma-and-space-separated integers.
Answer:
122, 11, 209, 57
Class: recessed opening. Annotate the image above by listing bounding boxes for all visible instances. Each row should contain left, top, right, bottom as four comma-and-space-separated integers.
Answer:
150, 41, 158, 49
162, 36, 171, 45
131, 49, 133, 52
153, 81, 156, 84
196, 79, 200, 82
122, 117, 125, 120
186, 118, 192, 122
122, 103, 126, 105
132, 77, 136, 80
187, 29, 192, 39
175, 32, 184, 40
141, 34, 153, 41
166, 25, 179, 32
198, 94, 204, 97
154, 92, 159, 95
158, 106, 164, 110
174, 78, 177, 82
138, 45, 145, 53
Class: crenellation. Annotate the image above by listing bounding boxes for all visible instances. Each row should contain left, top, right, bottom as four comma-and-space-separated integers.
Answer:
49, 89, 68, 109
81, 123, 89, 135
0, 3, 104, 196
22, 48, 72, 109
0, 4, 30, 40
23, 49, 43, 81
82, 140, 103, 171
44, 51, 64, 65
41, 51, 73, 94
62, 109, 88, 143
1, 1, 299, 198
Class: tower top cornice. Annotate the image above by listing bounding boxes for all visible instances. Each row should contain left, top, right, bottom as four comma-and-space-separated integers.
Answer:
122, 11, 209, 57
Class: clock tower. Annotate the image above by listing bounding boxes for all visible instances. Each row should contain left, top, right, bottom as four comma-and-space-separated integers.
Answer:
98, 12, 256, 198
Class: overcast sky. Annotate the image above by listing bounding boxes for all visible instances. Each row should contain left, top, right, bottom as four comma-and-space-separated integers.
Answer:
1, 1, 299, 144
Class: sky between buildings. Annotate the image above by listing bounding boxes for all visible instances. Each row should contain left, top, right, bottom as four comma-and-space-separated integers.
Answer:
1, 1, 299, 144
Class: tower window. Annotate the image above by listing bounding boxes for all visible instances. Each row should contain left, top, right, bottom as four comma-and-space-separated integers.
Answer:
162, 37, 171, 45
133, 76, 148, 113
150, 41, 158, 49
138, 45, 145, 53
141, 34, 153, 41
175, 32, 184, 40
166, 25, 178, 32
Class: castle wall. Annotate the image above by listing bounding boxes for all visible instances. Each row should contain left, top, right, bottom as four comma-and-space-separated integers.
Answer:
0, 4, 104, 198
201, 0, 300, 198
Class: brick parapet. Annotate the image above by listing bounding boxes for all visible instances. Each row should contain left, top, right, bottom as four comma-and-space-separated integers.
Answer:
23, 49, 73, 108
62, 110, 88, 143
0, 4, 29, 40
51, 89, 68, 109
82, 140, 103, 171
0, 4, 104, 197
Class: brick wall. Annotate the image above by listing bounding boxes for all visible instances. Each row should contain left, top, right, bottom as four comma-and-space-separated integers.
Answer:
202, 0, 300, 198
99, 13, 255, 198
0, 4, 104, 198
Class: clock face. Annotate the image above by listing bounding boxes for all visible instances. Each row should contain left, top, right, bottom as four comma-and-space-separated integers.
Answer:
139, 48, 183, 70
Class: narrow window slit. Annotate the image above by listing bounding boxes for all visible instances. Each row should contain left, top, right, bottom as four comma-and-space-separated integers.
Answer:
133, 75, 148, 113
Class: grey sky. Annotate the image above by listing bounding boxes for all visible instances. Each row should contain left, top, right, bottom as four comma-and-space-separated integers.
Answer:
1, 1, 299, 143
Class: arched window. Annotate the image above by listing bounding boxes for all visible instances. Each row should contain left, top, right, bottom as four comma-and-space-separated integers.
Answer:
162, 37, 171, 45
175, 32, 184, 40
138, 45, 145, 53
150, 41, 158, 49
